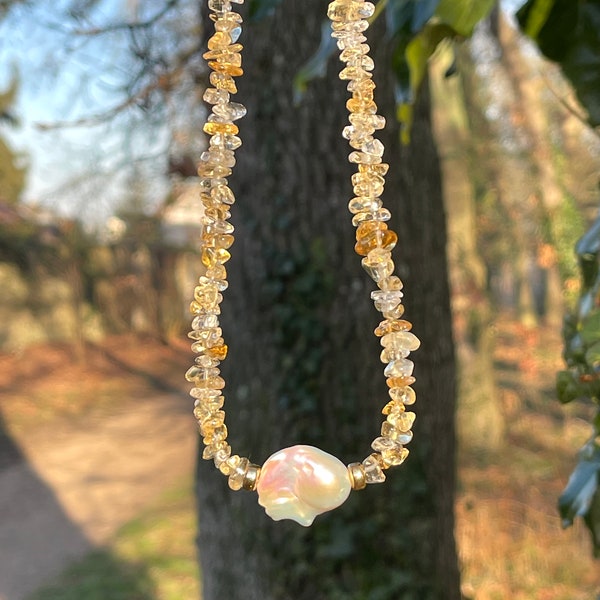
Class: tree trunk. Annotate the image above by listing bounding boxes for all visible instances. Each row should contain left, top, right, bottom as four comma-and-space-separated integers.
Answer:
195, 1, 460, 598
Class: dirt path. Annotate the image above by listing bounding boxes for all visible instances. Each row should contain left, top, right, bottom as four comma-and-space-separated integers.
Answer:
0, 339, 197, 600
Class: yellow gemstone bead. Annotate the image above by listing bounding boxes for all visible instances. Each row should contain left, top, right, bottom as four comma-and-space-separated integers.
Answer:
374, 319, 412, 337
206, 344, 228, 361
207, 31, 232, 50
387, 410, 416, 432
381, 400, 405, 415
346, 97, 377, 114
354, 228, 397, 257
208, 61, 244, 77
388, 386, 417, 405
386, 375, 416, 388
203, 121, 240, 136
209, 71, 238, 93
201, 247, 232, 268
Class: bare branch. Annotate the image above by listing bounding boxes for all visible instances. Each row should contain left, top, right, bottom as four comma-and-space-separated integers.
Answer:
67, 0, 179, 36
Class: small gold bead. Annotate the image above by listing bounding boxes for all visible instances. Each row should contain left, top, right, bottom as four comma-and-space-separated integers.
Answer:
347, 462, 367, 490
242, 464, 262, 491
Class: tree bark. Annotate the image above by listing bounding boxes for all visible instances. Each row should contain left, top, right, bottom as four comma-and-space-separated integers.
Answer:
196, 1, 460, 598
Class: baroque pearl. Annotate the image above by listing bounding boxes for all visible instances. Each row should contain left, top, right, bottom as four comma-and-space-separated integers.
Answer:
257, 445, 352, 526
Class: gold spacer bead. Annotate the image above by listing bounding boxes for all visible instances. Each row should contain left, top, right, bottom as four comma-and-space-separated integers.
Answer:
242, 464, 262, 491
347, 462, 367, 491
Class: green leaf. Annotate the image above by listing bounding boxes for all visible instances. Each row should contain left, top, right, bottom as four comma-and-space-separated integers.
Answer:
396, 23, 454, 142
556, 370, 583, 404
580, 311, 600, 346
559, 453, 600, 528
434, 0, 496, 37
586, 342, 600, 367
517, 0, 600, 127
293, 21, 337, 104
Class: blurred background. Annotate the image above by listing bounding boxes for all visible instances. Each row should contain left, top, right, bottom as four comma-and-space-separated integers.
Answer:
0, 0, 599, 599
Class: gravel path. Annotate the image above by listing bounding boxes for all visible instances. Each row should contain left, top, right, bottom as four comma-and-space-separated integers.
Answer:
0, 393, 197, 600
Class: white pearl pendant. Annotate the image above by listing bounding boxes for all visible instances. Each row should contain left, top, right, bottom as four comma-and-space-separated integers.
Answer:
256, 445, 352, 526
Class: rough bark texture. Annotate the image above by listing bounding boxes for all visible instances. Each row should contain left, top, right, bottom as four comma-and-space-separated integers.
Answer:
195, 1, 460, 598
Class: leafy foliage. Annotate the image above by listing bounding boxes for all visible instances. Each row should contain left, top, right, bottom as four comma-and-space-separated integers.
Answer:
517, 0, 600, 127
557, 215, 600, 555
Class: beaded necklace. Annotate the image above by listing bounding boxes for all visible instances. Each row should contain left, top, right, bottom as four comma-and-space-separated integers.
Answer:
186, 0, 420, 527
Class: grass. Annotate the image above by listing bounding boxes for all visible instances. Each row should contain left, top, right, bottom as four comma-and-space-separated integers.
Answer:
26, 479, 200, 600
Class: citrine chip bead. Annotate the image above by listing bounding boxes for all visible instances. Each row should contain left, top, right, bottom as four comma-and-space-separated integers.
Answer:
203, 121, 239, 136
362, 453, 386, 483
388, 385, 416, 405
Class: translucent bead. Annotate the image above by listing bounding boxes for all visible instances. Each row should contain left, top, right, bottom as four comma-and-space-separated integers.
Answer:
374, 318, 411, 337
212, 101, 247, 121
203, 120, 239, 136
346, 99, 377, 115
193, 285, 220, 307
328, 1, 375, 22
194, 395, 224, 412
355, 226, 397, 257
381, 446, 409, 467
189, 300, 221, 316
203, 219, 235, 235
211, 184, 236, 204
205, 424, 228, 443
347, 77, 376, 94
219, 454, 240, 476
348, 197, 383, 214
380, 346, 409, 362
228, 457, 250, 490
213, 10, 243, 26
389, 386, 416, 405
339, 66, 372, 81
190, 387, 222, 399
349, 113, 386, 131
201, 247, 232, 267
194, 376, 226, 390
382, 304, 406, 320
351, 208, 391, 226
371, 289, 403, 312
387, 410, 416, 432
340, 44, 370, 61
192, 314, 220, 330
362, 453, 386, 483
384, 359, 414, 378
209, 71, 237, 93
380, 331, 421, 352
213, 446, 232, 469
195, 354, 221, 368
208, 61, 243, 77
197, 163, 232, 179
361, 138, 384, 156
361, 250, 394, 283
210, 133, 242, 151
203, 88, 230, 104
208, 0, 232, 11
207, 31, 232, 50
386, 375, 416, 387
378, 275, 403, 291
185, 365, 220, 381
380, 424, 413, 448
351, 172, 385, 197
205, 265, 228, 280
381, 400, 403, 415
203, 440, 229, 460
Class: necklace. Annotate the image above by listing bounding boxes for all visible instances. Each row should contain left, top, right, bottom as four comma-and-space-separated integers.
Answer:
186, 0, 420, 527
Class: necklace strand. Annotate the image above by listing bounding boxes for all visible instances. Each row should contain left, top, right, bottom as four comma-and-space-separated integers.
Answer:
186, 0, 420, 525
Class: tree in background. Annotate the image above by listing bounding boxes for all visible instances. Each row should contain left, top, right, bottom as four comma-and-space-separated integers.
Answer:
517, 0, 600, 558
0, 75, 26, 205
